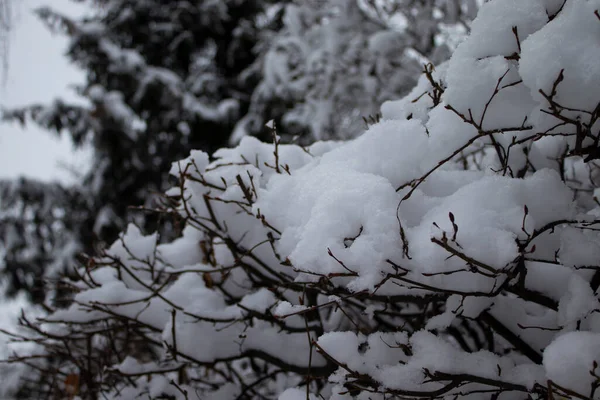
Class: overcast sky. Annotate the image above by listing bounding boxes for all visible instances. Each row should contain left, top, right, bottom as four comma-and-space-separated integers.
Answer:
0, 0, 90, 184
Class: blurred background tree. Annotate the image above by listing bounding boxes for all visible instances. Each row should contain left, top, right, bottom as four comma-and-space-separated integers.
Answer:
234, 0, 478, 142
0, 0, 288, 303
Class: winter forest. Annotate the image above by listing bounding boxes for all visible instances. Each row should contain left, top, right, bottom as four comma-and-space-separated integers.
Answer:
2, 0, 600, 398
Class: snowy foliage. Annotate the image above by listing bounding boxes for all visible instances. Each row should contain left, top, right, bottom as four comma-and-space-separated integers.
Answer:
234, 0, 478, 142
7, 0, 600, 399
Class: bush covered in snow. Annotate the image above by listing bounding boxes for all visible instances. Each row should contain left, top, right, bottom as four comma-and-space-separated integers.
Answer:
6, 0, 600, 398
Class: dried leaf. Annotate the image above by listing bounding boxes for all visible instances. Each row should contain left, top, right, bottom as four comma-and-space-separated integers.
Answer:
64, 373, 79, 397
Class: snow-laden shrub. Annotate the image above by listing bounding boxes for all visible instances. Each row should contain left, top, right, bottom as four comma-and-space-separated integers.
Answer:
6, 0, 600, 398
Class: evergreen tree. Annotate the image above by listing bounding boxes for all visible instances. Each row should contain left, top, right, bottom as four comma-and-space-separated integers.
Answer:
0, 0, 285, 302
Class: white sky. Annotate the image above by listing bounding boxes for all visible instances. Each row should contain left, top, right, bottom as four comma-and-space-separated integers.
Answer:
0, 0, 91, 352
0, 0, 91, 184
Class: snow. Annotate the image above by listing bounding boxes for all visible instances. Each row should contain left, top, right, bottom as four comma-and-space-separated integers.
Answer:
260, 163, 402, 290
544, 331, 600, 395
557, 275, 598, 328
279, 388, 318, 400
520, 0, 600, 112
318, 329, 544, 391
458, 0, 548, 59
273, 301, 308, 318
